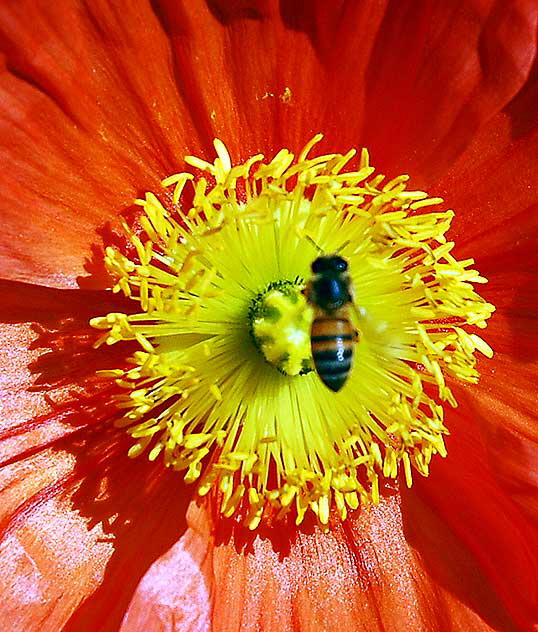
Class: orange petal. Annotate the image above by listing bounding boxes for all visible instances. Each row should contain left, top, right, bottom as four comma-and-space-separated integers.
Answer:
0, 280, 130, 458
61, 437, 195, 631
413, 396, 538, 630
151, 0, 329, 160
431, 85, 538, 537
0, 414, 196, 630
0, 0, 203, 288
464, 354, 538, 528
457, 280, 538, 526
120, 502, 212, 632
505, 48, 538, 141
424, 120, 538, 624
0, 462, 116, 630
429, 68, 538, 532
439, 128, 538, 255
205, 494, 520, 631
360, 0, 538, 183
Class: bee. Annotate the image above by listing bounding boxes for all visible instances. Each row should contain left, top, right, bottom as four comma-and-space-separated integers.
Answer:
305, 254, 358, 392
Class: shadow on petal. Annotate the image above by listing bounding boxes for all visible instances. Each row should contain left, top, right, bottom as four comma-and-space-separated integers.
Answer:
0, 280, 199, 630
61, 425, 195, 632
506, 52, 538, 141
205, 0, 268, 24
400, 486, 519, 632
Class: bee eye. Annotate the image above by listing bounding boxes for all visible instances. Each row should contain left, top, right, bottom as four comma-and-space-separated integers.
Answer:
311, 257, 327, 273
331, 256, 348, 272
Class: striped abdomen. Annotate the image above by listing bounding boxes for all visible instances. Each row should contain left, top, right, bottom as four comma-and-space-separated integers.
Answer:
311, 311, 354, 392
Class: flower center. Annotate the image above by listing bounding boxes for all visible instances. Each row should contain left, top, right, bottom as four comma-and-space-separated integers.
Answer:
248, 281, 313, 376
91, 135, 494, 529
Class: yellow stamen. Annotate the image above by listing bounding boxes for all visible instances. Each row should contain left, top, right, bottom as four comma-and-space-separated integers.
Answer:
92, 137, 495, 529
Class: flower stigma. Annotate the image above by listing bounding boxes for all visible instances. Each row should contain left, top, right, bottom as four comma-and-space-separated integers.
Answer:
91, 135, 495, 529
249, 280, 314, 377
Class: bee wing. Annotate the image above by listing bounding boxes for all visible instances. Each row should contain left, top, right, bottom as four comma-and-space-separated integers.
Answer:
350, 301, 364, 340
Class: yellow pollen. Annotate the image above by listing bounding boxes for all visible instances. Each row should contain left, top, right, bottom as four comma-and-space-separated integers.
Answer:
249, 283, 314, 376
92, 135, 495, 529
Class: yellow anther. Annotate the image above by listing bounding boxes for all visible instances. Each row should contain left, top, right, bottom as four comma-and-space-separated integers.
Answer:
470, 334, 494, 358
183, 434, 212, 449
402, 452, 413, 487
213, 138, 232, 173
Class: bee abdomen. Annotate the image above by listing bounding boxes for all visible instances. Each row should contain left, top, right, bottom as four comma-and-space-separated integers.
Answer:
311, 318, 354, 392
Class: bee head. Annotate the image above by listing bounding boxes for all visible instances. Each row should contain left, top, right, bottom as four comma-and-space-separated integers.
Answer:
311, 255, 348, 274
310, 255, 351, 310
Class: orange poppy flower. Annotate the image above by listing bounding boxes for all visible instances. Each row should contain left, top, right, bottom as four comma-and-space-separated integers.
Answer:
1, 2, 538, 631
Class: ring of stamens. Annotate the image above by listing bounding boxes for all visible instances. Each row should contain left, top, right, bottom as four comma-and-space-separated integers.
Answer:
91, 135, 494, 529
